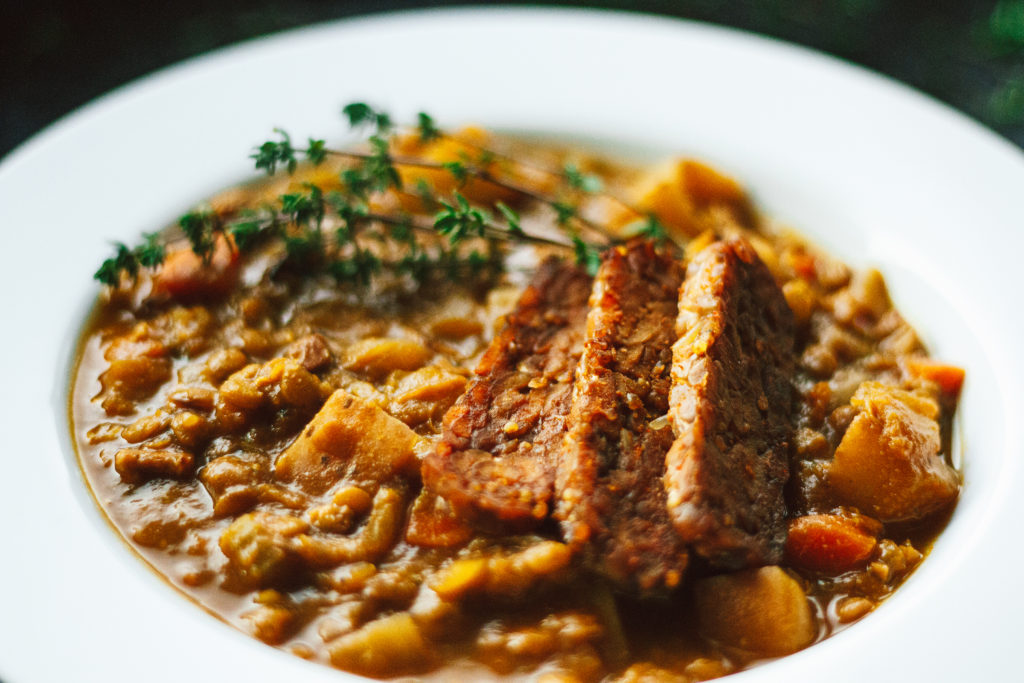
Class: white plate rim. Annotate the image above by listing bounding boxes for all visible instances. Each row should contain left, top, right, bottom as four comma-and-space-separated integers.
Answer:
1, 7, 1022, 683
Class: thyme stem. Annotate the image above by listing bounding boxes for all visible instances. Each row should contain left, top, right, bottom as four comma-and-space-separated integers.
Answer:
315, 147, 613, 244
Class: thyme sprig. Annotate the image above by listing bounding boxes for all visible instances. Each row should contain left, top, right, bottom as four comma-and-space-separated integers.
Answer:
95, 104, 667, 288
94, 234, 164, 286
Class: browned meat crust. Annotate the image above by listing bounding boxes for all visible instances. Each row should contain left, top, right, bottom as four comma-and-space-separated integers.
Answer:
665, 239, 795, 568
555, 241, 688, 593
422, 258, 592, 528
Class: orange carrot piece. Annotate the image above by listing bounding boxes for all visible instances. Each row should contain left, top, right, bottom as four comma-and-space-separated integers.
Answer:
904, 357, 966, 398
405, 489, 474, 549
784, 514, 878, 574
155, 234, 239, 300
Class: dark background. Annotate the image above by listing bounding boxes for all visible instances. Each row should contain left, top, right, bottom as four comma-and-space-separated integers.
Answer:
3, 0, 1024, 160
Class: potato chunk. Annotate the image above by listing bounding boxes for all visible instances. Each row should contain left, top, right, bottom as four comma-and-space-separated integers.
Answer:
828, 382, 959, 522
275, 389, 422, 493
695, 566, 815, 656
328, 612, 436, 677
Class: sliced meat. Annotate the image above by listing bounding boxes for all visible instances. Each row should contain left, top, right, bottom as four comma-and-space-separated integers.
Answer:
665, 239, 795, 568
422, 258, 592, 528
555, 241, 688, 593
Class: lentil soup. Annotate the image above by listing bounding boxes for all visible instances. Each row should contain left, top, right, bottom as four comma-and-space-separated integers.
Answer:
71, 129, 962, 681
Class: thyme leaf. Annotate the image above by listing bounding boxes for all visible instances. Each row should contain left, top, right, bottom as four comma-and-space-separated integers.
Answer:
572, 234, 602, 276
178, 208, 221, 261
563, 163, 603, 193
417, 112, 440, 142
252, 129, 298, 175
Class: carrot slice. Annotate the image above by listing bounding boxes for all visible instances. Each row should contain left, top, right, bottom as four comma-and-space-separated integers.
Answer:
904, 357, 966, 398
784, 514, 878, 574
405, 489, 474, 548
155, 234, 239, 300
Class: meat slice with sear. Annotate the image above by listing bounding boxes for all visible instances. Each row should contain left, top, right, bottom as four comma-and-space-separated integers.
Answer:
666, 239, 795, 568
555, 240, 689, 593
422, 257, 591, 529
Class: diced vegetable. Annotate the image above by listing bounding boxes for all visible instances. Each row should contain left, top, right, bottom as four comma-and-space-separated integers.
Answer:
831, 268, 891, 323
219, 358, 330, 412
828, 382, 959, 522
405, 489, 474, 548
782, 278, 816, 326
154, 235, 239, 299
904, 357, 966, 398
295, 487, 406, 567
695, 566, 815, 656
99, 356, 173, 415
344, 337, 432, 376
308, 486, 374, 534
390, 366, 468, 404
275, 389, 422, 493
220, 488, 406, 587
620, 159, 750, 239
328, 612, 436, 677
219, 511, 309, 588
784, 513, 879, 574
393, 126, 544, 209
430, 541, 572, 601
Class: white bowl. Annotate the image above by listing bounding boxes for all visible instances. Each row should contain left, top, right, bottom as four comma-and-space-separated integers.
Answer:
1, 8, 1022, 682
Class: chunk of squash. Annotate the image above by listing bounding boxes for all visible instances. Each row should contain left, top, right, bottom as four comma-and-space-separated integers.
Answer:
828, 382, 959, 522
275, 389, 422, 493
695, 566, 815, 656
328, 612, 436, 677
615, 159, 750, 239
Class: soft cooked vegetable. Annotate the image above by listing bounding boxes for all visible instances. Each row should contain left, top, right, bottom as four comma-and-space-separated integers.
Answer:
343, 337, 432, 376
784, 513, 880, 574
904, 356, 966, 397
295, 487, 407, 567
828, 382, 959, 522
615, 159, 751, 239
275, 389, 422, 493
404, 489, 474, 548
153, 233, 239, 299
429, 541, 573, 601
220, 487, 406, 587
219, 511, 310, 588
327, 612, 436, 676
695, 566, 816, 656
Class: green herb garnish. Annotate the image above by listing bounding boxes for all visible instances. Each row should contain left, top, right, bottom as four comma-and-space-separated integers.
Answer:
95, 104, 675, 288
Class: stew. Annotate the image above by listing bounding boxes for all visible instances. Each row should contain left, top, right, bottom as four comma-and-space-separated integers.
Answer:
71, 127, 962, 681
